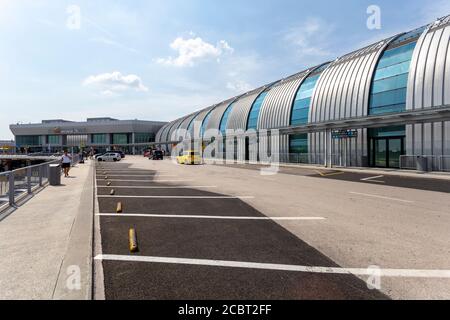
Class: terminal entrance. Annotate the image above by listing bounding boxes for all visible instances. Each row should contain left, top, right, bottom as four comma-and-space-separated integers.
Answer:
369, 126, 405, 168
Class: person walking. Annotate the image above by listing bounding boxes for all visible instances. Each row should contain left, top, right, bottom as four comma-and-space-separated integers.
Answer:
61, 151, 72, 177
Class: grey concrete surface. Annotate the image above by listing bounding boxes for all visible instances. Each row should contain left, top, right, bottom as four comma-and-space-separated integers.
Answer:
0, 161, 94, 300
118, 156, 450, 299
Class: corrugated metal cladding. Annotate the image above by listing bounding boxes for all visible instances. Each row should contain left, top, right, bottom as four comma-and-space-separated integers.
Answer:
190, 106, 214, 139
205, 98, 238, 132
258, 68, 323, 157
406, 15, 450, 164
310, 37, 396, 123
407, 15, 450, 110
167, 117, 187, 142
258, 70, 311, 130
308, 36, 396, 166
177, 112, 200, 139
226, 87, 266, 131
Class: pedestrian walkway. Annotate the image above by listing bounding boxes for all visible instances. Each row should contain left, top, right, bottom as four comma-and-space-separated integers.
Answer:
0, 161, 93, 300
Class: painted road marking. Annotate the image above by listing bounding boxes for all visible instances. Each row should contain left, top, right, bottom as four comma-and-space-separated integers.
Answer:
97, 195, 255, 199
315, 170, 345, 177
96, 213, 325, 220
94, 254, 450, 279
361, 175, 385, 183
349, 191, 414, 203
100, 179, 194, 182
96, 174, 176, 177
96, 186, 217, 189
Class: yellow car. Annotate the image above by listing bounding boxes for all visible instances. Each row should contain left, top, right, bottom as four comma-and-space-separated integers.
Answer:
177, 150, 203, 165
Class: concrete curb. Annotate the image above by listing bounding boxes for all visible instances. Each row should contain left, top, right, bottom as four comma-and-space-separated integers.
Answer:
52, 162, 94, 300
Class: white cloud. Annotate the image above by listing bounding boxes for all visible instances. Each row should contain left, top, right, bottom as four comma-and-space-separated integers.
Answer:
283, 17, 334, 61
83, 71, 148, 96
157, 36, 234, 67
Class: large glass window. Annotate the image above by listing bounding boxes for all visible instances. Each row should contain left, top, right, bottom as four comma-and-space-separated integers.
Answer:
201, 110, 213, 137
47, 135, 61, 145
291, 74, 320, 125
219, 103, 234, 135
92, 134, 107, 144
16, 135, 42, 147
369, 41, 417, 115
289, 134, 308, 154
112, 133, 128, 145
247, 92, 268, 130
134, 133, 154, 143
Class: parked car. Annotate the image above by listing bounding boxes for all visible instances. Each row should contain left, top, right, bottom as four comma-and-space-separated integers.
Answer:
176, 150, 202, 165
116, 151, 125, 159
94, 153, 105, 159
97, 152, 122, 162
151, 150, 164, 160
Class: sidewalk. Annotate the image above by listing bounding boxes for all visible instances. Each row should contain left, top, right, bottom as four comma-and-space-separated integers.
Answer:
204, 158, 450, 181
0, 161, 94, 300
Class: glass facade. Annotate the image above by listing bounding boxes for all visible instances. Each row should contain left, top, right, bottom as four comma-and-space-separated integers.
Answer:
16, 135, 42, 147
92, 134, 107, 144
291, 74, 321, 125
291, 63, 329, 126
112, 133, 128, 145
47, 135, 61, 145
289, 134, 308, 154
219, 103, 234, 135
247, 92, 267, 130
201, 110, 213, 137
369, 41, 417, 115
134, 133, 154, 143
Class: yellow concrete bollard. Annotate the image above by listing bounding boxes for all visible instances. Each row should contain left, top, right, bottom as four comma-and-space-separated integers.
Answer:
116, 202, 122, 213
110, 189, 115, 195
129, 228, 138, 253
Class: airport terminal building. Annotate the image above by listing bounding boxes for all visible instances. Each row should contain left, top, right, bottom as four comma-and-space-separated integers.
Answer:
10, 117, 166, 154
156, 15, 450, 171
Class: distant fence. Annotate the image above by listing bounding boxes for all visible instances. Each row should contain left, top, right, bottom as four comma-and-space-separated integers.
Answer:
0, 154, 80, 213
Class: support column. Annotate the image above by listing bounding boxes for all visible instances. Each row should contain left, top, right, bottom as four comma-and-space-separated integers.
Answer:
324, 129, 332, 168
132, 133, 136, 155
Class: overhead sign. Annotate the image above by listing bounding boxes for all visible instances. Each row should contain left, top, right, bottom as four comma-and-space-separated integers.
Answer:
332, 129, 358, 139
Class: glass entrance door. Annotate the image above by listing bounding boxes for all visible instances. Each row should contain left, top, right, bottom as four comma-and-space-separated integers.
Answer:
388, 138, 402, 168
374, 139, 387, 167
371, 137, 404, 168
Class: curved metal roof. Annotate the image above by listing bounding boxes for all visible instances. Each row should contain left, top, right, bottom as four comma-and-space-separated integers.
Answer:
310, 36, 396, 123
258, 70, 313, 129
205, 98, 238, 133
407, 16, 449, 110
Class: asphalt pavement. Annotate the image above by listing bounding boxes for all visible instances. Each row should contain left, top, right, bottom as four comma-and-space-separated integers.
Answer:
94, 161, 388, 300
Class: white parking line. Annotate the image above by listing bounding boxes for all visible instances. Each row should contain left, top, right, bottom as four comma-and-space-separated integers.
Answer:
96, 175, 176, 177
97, 195, 255, 199
349, 191, 414, 203
94, 254, 450, 278
360, 175, 385, 183
96, 213, 325, 220
96, 186, 217, 189
101, 179, 193, 182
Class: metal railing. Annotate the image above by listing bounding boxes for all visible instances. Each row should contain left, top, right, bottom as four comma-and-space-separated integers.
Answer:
0, 154, 81, 212
440, 156, 450, 172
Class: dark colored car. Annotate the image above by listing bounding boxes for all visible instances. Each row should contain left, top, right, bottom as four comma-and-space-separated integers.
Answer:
151, 150, 164, 160
116, 151, 125, 159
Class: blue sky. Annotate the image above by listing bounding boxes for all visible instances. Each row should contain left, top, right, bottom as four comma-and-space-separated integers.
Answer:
1, 0, 449, 139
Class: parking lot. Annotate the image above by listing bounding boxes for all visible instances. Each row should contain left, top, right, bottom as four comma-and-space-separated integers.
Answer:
94, 161, 391, 299
94, 157, 450, 299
